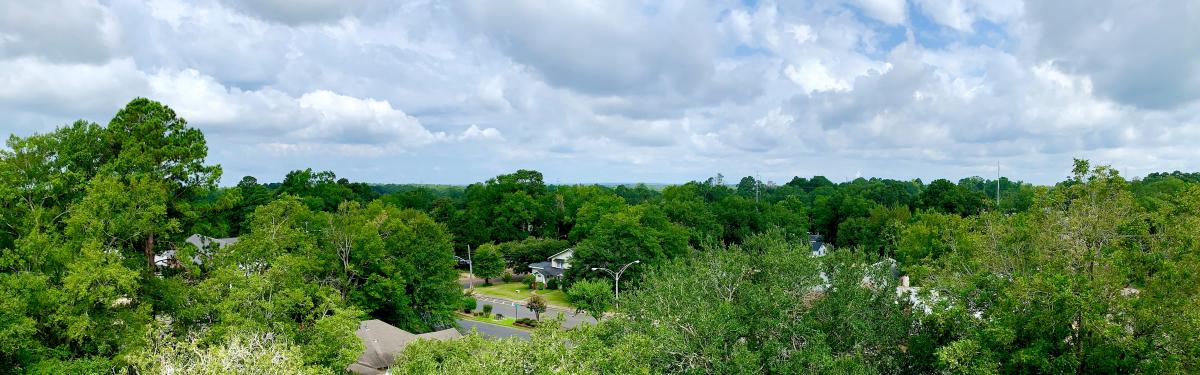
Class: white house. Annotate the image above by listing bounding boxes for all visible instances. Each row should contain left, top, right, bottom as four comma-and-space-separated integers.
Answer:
810, 234, 830, 256
528, 248, 572, 284
154, 234, 239, 268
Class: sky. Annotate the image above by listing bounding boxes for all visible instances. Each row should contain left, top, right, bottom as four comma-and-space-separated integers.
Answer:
1, 0, 1198, 185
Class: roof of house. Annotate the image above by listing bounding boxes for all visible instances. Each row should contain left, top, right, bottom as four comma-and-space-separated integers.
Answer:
529, 261, 565, 277
347, 320, 461, 375
810, 234, 827, 255
185, 234, 239, 250
548, 248, 573, 260
155, 234, 241, 268
417, 327, 463, 341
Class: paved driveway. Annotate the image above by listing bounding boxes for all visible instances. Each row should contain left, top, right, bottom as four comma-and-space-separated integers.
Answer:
456, 319, 530, 339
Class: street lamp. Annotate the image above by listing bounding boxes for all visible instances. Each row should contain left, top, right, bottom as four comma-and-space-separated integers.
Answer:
591, 260, 640, 310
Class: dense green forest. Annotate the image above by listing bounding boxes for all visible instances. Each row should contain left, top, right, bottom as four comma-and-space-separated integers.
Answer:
3, 99, 1199, 373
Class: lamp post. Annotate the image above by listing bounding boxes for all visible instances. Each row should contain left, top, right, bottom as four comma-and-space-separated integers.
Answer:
591, 260, 640, 310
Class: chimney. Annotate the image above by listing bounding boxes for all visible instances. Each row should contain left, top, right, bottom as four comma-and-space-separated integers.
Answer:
900, 275, 910, 288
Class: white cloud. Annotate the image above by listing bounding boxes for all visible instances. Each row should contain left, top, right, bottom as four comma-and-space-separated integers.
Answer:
455, 1, 725, 100
458, 125, 505, 142
0, 57, 145, 116
785, 61, 853, 94
0, 0, 122, 63
915, 0, 973, 31
1022, 0, 1200, 109
293, 90, 445, 146
0, 0, 1197, 184
847, 0, 908, 25
216, 0, 369, 26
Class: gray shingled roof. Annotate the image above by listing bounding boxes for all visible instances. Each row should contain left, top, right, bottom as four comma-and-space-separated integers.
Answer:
347, 320, 462, 374
529, 261, 564, 277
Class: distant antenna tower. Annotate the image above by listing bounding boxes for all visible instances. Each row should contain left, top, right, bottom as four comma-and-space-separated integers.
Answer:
755, 171, 761, 204
996, 162, 1001, 208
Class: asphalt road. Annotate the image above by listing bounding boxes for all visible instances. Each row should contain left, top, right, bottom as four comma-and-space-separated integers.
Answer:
470, 294, 597, 329
456, 319, 531, 339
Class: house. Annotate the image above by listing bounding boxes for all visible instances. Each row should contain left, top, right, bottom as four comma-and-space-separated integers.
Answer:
347, 319, 462, 375
810, 234, 831, 256
154, 234, 239, 268
528, 248, 573, 284
184, 233, 239, 251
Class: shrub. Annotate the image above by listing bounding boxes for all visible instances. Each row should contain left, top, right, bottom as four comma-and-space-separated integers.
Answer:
514, 318, 539, 328
501, 270, 515, 283
462, 296, 477, 313
482, 304, 493, 314
522, 274, 536, 287
526, 294, 548, 320
547, 278, 559, 290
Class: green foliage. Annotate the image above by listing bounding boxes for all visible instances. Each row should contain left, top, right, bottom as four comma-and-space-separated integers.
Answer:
894, 210, 975, 282
526, 294, 548, 320
566, 279, 614, 321
332, 202, 461, 332
472, 245, 505, 284
6, 99, 1200, 373
276, 169, 377, 212
103, 98, 221, 271
461, 296, 477, 313
393, 319, 656, 374
917, 162, 1200, 373
299, 306, 363, 370
129, 319, 332, 375
0, 98, 456, 374
618, 233, 916, 373
495, 237, 569, 273
917, 178, 988, 216
835, 204, 910, 256
660, 183, 723, 246
568, 204, 689, 286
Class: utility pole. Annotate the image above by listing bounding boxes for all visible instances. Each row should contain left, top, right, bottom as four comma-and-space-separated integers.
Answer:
592, 260, 640, 310
467, 244, 474, 288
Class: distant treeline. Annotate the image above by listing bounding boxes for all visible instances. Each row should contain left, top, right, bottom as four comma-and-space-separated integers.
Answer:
5, 98, 1200, 373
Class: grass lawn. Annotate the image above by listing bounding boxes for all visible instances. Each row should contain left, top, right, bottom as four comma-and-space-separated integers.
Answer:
474, 282, 572, 308
455, 312, 530, 331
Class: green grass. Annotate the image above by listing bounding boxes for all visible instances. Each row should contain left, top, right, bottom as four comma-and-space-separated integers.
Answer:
474, 282, 572, 308
455, 312, 530, 331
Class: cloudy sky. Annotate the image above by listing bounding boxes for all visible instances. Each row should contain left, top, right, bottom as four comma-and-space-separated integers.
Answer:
2, 0, 1198, 185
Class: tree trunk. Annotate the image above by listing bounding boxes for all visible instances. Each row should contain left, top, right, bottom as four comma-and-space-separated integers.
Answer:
144, 232, 156, 271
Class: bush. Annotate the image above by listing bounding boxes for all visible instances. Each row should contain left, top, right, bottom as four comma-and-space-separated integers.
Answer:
501, 270, 515, 283
462, 296, 477, 313
547, 278, 559, 290
482, 304, 493, 314
514, 318, 539, 328
522, 274, 536, 287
